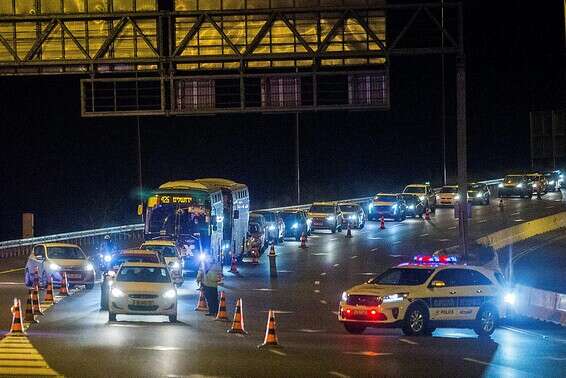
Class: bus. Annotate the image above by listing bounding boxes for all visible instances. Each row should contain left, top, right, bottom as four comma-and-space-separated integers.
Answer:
142, 180, 224, 265
195, 179, 249, 265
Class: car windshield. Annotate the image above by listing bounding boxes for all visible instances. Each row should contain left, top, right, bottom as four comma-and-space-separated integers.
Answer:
255, 212, 275, 222
369, 268, 435, 286
404, 186, 425, 194
141, 245, 178, 257
340, 205, 358, 212
469, 184, 483, 190
47, 247, 85, 260
309, 205, 334, 213
505, 175, 524, 184
375, 195, 397, 202
440, 187, 458, 193
112, 254, 159, 266
280, 213, 299, 223
400, 194, 418, 202
116, 266, 171, 283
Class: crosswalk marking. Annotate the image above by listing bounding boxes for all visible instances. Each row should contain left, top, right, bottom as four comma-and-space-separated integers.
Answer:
0, 335, 61, 376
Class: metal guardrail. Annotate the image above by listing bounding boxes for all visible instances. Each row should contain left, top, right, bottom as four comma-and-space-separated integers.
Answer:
0, 178, 504, 258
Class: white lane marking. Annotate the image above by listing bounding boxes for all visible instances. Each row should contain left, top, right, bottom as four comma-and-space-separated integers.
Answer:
277, 270, 294, 273
0, 282, 25, 285
331, 311, 339, 316
314, 281, 320, 285
312, 253, 330, 256
333, 264, 340, 268
320, 300, 328, 304
368, 237, 383, 240
330, 238, 338, 241
477, 219, 488, 223
511, 211, 520, 216
329, 371, 351, 378
0, 268, 24, 275
370, 248, 379, 252
514, 219, 525, 222
437, 239, 451, 242
356, 272, 378, 275
343, 351, 393, 357
500, 326, 559, 342
269, 349, 287, 356
399, 338, 418, 345
137, 346, 183, 351
108, 324, 146, 328
389, 254, 404, 257
463, 358, 490, 366
448, 226, 457, 230
320, 272, 327, 276
253, 288, 277, 292
350, 256, 358, 259
297, 329, 326, 333
392, 241, 401, 245
545, 357, 566, 361
419, 233, 429, 237
462, 357, 526, 374
314, 289, 320, 293
261, 310, 294, 314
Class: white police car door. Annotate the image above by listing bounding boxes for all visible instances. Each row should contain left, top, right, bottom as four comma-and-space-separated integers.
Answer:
454, 269, 498, 320
427, 269, 461, 320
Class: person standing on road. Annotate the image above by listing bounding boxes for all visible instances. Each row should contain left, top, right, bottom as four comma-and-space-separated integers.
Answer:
196, 256, 220, 316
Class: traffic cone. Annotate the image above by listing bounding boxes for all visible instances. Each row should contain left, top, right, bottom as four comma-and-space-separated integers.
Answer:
194, 289, 209, 312
345, 224, 353, 238
229, 255, 239, 274
424, 208, 431, 221
9, 298, 25, 334
268, 244, 276, 257
227, 298, 247, 334
44, 276, 54, 304
498, 199, 504, 210
24, 290, 38, 324
215, 291, 229, 321
32, 285, 44, 316
299, 233, 308, 249
59, 272, 69, 296
258, 309, 280, 348
380, 216, 385, 230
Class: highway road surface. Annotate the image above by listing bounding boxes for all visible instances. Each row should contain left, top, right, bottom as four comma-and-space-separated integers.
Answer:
0, 194, 565, 377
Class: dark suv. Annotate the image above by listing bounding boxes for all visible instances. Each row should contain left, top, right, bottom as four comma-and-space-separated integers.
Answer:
280, 210, 310, 241
308, 202, 344, 233
498, 175, 533, 198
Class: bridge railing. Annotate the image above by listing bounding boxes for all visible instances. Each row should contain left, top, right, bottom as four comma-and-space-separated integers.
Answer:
0, 178, 504, 259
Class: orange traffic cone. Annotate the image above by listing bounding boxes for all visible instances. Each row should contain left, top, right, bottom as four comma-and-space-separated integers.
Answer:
299, 233, 308, 249
424, 208, 431, 221
194, 289, 209, 312
227, 298, 247, 334
380, 216, 385, 230
215, 291, 229, 321
258, 309, 280, 348
9, 298, 25, 334
345, 224, 353, 238
59, 272, 69, 296
268, 244, 276, 257
229, 255, 239, 274
32, 285, 44, 316
24, 290, 38, 324
44, 276, 54, 304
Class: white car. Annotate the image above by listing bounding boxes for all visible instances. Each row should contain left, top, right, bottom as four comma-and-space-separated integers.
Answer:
339, 256, 513, 337
403, 184, 436, 212
436, 185, 460, 206
140, 240, 184, 287
24, 243, 95, 289
108, 262, 177, 322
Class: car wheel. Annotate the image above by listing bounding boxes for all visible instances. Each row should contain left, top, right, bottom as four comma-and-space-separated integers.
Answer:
169, 314, 177, 323
343, 323, 366, 334
108, 312, 116, 322
474, 305, 498, 337
359, 222, 365, 229
86, 283, 94, 290
402, 304, 428, 336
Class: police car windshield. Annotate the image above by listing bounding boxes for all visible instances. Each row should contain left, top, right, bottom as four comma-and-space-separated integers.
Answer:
309, 205, 334, 213
404, 186, 425, 194
369, 268, 435, 286
116, 267, 171, 283
141, 245, 177, 257
47, 247, 86, 260
439, 187, 458, 193
469, 184, 483, 190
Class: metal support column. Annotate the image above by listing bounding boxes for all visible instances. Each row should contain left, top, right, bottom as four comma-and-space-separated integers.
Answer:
295, 111, 301, 205
456, 55, 468, 260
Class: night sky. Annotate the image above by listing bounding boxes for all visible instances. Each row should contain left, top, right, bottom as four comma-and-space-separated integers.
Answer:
0, 0, 564, 240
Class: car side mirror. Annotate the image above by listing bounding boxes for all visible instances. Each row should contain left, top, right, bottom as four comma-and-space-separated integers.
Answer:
430, 280, 446, 288
36, 254, 44, 261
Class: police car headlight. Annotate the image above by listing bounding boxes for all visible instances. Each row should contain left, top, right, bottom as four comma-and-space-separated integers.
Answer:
85, 263, 95, 271
504, 292, 516, 306
163, 289, 176, 299
111, 288, 125, 298
382, 293, 407, 303
408, 205, 415, 210
104, 254, 112, 263
476, 192, 482, 198
498, 183, 504, 188
349, 215, 356, 220
268, 225, 276, 231
419, 196, 426, 201
341, 291, 348, 302
49, 263, 61, 271
516, 183, 523, 188
291, 223, 299, 229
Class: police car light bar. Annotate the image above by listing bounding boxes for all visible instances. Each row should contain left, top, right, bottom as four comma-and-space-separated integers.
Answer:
413, 255, 458, 264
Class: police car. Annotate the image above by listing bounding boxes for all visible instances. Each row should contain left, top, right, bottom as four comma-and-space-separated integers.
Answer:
339, 256, 514, 337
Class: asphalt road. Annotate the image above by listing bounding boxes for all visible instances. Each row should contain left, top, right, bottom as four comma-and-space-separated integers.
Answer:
1, 194, 566, 377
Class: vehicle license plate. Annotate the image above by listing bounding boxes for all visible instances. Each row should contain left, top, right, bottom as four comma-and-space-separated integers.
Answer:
132, 300, 153, 306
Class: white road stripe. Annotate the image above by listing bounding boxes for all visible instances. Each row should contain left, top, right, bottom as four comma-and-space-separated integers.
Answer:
399, 338, 418, 345
330, 238, 338, 241
329, 371, 351, 378
314, 281, 320, 285
0, 268, 24, 275
437, 239, 451, 242
368, 237, 383, 240
392, 241, 401, 245
419, 233, 429, 237
320, 300, 328, 304
370, 248, 379, 252
514, 219, 525, 222
269, 349, 287, 356
448, 226, 457, 230
477, 219, 488, 223
350, 256, 358, 259
511, 211, 520, 216
320, 272, 327, 276
343, 351, 392, 357
253, 288, 277, 291
333, 264, 340, 267
313, 289, 320, 293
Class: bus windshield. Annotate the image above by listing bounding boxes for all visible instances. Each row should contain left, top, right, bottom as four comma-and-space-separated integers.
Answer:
147, 205, 208, 236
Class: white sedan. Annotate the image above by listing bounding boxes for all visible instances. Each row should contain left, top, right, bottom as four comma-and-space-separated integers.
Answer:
108, 262, 177, 322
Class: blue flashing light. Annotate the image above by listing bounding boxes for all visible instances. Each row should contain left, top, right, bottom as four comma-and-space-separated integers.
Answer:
412, 255, 458, 264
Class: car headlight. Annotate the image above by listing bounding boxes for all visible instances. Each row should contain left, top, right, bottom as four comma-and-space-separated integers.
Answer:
85, 263, 95, 271
516, 183, 523, 188
382, 293, 407, 303
49, 263, 61, 271
349, 215, 356, 220
454, 194, 461, 201
291, 223, 299, 229
408, 204, 415, 210
327, 216, 335, 221
111, 287, 125, 297
531, 183, 537, 188
498, 183, 504, 188
163, 289, 176, 299
341, 291, 348, 302
171, 261, 180, 270
368, 203, 374, 210
104, 254, 112, 263
419, 196, 426, 201
549, 180, 555, 185
504, 292, 516, 306
268, 225, 276, 231
476, 192, 482, 198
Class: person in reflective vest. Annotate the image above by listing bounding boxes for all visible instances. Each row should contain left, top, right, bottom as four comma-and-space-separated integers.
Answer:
196, 256, 220, 316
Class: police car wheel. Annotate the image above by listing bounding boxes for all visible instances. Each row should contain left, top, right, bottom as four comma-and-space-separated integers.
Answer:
402, 305, 428, 336
343, 323, 366, 334
108, 312, 116, 322
169, 315, 177, 323
474, 305, 498, 337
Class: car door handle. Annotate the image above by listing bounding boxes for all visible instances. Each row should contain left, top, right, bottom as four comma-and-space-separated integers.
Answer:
449, 290, 457, 295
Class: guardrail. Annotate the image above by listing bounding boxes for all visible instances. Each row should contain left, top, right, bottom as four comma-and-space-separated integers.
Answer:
514, 284, 566, 326
0, 178, 504, 259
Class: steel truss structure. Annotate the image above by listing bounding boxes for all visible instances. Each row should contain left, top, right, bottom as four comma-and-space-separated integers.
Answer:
0, 1, 463, 115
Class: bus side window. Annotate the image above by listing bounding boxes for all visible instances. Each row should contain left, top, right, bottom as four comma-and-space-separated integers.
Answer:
234, 210, 240, 220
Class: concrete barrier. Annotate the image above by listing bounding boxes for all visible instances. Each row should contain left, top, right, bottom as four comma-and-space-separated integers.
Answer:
514, 285, 566, 326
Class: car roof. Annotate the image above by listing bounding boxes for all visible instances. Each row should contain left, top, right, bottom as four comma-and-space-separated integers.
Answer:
339, 202, 359, 206
121, 249, 160, 255
441, 185, 458, 188
311, 201, 336, 206
38, 243, 80, 248
405, 184, 427, 187
141, 240, 176, 246
119, 262, 167, 268
376, 193, 398, 196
